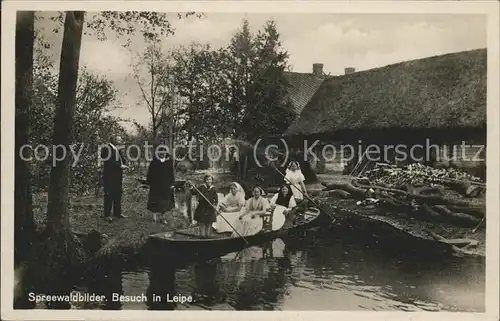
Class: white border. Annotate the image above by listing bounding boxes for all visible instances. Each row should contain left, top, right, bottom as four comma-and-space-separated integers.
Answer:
2, 1, 499, 321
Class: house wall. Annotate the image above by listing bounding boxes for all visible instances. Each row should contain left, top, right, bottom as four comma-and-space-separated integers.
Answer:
309, 144, 350, 172
433, 144, 484, 166
294, 128, 486, 177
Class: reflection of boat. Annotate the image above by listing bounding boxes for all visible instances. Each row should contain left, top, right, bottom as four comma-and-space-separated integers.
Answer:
147, 207, 323, 262
220, 239, 285, 262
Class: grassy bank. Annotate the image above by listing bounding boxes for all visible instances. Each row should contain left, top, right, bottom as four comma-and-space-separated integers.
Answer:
32, 170, 237, 261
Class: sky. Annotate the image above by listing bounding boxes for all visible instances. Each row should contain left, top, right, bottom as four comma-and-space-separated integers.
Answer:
36, 12, 487, 132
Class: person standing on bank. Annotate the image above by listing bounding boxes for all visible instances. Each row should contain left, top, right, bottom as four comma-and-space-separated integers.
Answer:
100, 135, 128, 222
146, 145, 175, 224
186, 175, 218, 237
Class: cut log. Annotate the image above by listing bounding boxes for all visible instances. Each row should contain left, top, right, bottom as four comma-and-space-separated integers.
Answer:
414, 186, 444, 195
310, 190, 323, 197
379, 193, 414, 210
328, 189, 352, 199
421, 203, 442, 219
445, 205, 485, 218
465, 185, 483, 198
354, 182, 478, 207
433, 205, 484, 220
436, 180, 484, 198
432, 206, 481, 224
394, 184, 410, 192
423, 229, 465, 255
446, 238, 478, 248
432, 205, 454, 216
422, 204, 479, 227
463, 240, 479, 248
321, 182, 367, 200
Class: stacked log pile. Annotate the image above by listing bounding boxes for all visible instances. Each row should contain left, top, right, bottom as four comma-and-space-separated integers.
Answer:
321, 163, 486, 231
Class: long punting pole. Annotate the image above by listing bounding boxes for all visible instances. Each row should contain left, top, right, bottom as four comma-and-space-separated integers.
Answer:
188, 183, 250, 245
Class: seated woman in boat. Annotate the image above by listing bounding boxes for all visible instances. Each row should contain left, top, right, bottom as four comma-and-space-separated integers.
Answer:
220, 182, 246, 212
231, 186, 270, 237
185, 175, 218, 237
213, 182, 246, 233
269, 184, 297, 215
284, 161, 309, 202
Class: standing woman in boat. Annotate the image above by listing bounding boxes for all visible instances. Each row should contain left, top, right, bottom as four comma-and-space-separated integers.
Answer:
186, 175, 218, 237
284, 161, 309, 202
146, 145, 175, 224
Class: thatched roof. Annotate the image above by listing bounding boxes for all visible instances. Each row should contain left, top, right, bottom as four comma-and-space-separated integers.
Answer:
283, 71, 325, 114
285, 49, 487, 137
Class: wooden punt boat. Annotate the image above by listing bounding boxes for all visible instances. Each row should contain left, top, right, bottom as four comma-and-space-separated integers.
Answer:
147, 206, 325, 262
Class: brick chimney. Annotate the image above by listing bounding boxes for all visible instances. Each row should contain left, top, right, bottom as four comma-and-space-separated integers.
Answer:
312, 63, 324, 78
344, 67, 355, 75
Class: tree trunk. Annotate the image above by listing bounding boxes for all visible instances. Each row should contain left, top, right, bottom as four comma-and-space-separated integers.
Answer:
43, 12, 85, 275
15, 11, 36, 266
14, 11, 38, 309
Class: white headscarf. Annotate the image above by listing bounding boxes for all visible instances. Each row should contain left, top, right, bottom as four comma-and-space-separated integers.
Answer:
229, 182, 245, 196
285, 161, 303, 177
224, 182, 246, 207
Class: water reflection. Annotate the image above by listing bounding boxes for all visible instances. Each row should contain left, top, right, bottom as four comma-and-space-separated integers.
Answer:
66, 231, 484, 312
192, 260, 220, 306
218, 240, 290, 310
79, 264, 124, 310
146, 266, 176, 310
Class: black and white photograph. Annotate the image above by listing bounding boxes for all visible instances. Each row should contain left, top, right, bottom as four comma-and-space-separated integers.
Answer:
2, 1, 499, 320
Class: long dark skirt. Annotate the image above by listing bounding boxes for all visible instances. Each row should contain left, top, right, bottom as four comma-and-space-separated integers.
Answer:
147, 187, 175, 213
193, 203, 216, 224
192, 184, 218, 224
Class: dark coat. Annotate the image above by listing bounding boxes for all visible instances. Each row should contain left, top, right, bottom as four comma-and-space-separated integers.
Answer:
192, 184, 218, 224
101, 143, 126, 194
146, 157, 175, 213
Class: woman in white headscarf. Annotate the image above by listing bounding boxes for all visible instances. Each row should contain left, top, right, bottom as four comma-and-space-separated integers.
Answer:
213, 182, 246, 233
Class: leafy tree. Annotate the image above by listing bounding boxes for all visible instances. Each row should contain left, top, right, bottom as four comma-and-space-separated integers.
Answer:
166, 19, 294, 174
225, 19, 256, 133
43, 11, 202, 47
170, 19, 293, 143
241, 20, 295, 142
71, 68, 121, 194
126, 121, 152, 172
131, 43, 175, 141
171, 44, 231, 142
30, 51, 122, 194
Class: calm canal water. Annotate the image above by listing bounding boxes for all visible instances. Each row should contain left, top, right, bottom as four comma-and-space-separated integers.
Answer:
75, 229, 484, 311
